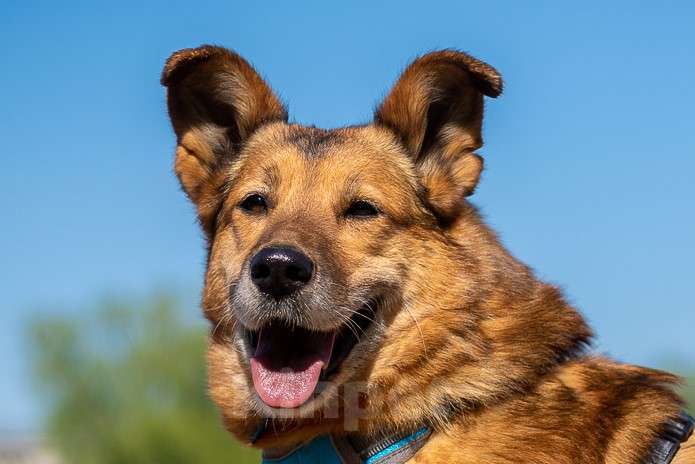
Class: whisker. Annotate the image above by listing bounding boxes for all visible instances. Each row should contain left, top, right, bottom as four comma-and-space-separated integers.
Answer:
403, 306, 428, 357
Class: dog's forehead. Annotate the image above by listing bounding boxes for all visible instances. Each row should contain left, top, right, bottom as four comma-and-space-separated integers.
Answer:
283, 125, 346, 158
239, 122, 416, 183
279, 123, 406, 161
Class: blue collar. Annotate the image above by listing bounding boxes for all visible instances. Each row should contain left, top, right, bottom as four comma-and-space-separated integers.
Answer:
259, 411, 695, 463
261, 426, 432, 464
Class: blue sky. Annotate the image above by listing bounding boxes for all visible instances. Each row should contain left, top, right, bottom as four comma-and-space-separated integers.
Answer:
1, 1, 694, 432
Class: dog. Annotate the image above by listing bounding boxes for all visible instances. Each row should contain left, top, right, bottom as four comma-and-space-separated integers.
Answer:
161, 45, 693, 463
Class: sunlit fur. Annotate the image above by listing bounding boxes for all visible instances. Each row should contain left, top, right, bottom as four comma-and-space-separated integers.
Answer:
162, 45, 693, 463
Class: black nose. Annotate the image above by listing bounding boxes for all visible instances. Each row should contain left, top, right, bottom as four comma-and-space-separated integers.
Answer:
249, 246, 314, 298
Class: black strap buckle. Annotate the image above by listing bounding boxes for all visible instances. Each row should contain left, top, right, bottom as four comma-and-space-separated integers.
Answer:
647, 411, 694, 464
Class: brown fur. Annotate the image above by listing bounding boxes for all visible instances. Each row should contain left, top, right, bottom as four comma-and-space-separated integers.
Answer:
162, 45, 691, 463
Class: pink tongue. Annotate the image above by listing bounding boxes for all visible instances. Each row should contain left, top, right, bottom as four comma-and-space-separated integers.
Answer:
250, 326, 335, 408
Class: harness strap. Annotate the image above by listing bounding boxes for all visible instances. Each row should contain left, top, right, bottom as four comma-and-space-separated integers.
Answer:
343, 426, 432, 464
647, 411, 694, 464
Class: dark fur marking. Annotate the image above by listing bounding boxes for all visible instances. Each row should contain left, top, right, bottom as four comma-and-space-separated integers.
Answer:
285, 126, 345, 158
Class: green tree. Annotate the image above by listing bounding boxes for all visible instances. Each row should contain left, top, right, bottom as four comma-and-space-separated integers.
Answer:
29, 295, 259, 464
29, 295, 693, 463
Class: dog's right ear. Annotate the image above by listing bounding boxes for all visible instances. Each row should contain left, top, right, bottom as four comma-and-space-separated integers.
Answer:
375, 50, 501, 223
161, 45, 287, 235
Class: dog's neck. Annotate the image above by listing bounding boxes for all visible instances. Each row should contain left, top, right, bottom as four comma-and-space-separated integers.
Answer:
354, 210, 593, 435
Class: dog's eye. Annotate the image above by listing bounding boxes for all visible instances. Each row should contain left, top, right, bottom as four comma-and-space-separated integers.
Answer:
239, 193, 268, 214
345, 200, 380, 218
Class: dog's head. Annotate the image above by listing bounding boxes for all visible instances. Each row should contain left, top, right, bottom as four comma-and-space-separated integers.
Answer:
162, 46, 588, 445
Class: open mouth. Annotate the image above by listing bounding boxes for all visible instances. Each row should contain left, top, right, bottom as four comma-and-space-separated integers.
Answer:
244, 300, 377, 409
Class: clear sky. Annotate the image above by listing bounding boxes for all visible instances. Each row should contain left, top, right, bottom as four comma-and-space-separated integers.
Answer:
2, 1, 694, 432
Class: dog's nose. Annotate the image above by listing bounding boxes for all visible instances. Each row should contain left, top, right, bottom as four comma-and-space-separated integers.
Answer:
250, 246, 314, 298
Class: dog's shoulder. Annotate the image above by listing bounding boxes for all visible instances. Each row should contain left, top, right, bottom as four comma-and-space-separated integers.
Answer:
413, 356, 684, 463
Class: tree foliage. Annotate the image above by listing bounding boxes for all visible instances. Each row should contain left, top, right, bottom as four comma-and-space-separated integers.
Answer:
27, 295, 694, 462
29, 295, 259, 464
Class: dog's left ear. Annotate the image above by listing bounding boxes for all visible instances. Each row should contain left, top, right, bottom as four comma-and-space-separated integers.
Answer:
375, 50, 502, 221
161, 45, 287, 236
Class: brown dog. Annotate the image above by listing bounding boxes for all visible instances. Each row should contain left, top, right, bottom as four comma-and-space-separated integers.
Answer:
161, 45, 694, 463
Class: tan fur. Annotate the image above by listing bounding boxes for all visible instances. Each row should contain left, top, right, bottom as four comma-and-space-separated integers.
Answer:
674, 436, 695, 463
162, 46, 691, 463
